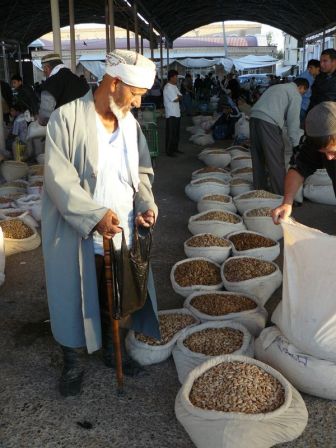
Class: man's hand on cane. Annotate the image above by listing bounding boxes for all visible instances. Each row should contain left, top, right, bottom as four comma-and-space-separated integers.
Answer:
95, 210, 122, 238
135, 209, 156, 228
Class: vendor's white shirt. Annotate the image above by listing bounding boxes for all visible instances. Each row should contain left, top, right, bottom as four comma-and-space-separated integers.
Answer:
93, 113, 134, 255
163, 83, 181, 118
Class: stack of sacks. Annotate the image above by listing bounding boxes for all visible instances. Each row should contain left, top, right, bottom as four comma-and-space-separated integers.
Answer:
303, 168, 336, 205
256, 218, 336, 399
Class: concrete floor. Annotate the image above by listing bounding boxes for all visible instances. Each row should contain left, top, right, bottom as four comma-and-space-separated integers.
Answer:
1, 117, 336, 448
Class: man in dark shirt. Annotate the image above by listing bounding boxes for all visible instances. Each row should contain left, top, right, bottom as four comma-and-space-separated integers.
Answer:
11, 75, 39, 115
308, 49, 336, 111
272, 101, 336, 223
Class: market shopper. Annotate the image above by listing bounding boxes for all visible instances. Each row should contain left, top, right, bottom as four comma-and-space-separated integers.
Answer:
11, 75, 39, 116
42, 49, 160, 397
308, 49, 336, 111
249, 78, 309, 195
273, 101, 336, 223
300, 59, 320, 125
38, 53, 89, 125
163, 69, 182, 157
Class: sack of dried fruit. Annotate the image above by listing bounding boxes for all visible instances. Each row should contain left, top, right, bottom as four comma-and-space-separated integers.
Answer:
198, 150, 231, 169
273, 219, 336, 363
197, 194, 237, 214
0, 219, 41, 256
0, 227, 5, 286
191, 167, 231, 183
184, 233, 232, 264
125, 309, 199, 366
170, 258, 223, 298
234, 190, 283, 215
230, 155, 252, 171
227, 230, 280, 262
184, 291, 267, 336
230, 177, 253, 197
243, 208, 283, 241
221, 256, 282, 307
0, 208, 39, 229
188, 210, 245, 237
231, 167, 253, 183
225, 145, 250, 159
172, 321, 254, 384
175, 355, 308, 448
185, 178, 230, 202
0, 196, 14, 209
255, 326, 336, 400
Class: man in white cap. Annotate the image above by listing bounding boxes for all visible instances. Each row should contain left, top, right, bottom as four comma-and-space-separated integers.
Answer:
42, 50, 160, 396
273, 101, 336, 223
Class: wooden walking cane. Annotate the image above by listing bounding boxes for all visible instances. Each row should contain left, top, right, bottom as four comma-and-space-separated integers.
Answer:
103, 235, 124, 393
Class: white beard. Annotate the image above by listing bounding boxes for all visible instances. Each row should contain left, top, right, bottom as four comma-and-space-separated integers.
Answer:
109, 96, 126, 121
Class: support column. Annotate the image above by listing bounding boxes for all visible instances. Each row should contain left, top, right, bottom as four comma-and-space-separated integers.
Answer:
1, 42, 9, 83
105, 0, 110, 52
126, 22, 130, 50
302, 38, 306, 73
149, 23, 154, 59
166, 38, 170, 77
322, 29, 326, 50
160, 35, 163, 84
133, 1, 139, 53
50, 0, 62, 57
18, 44, 23, 79
140, 35, 144, 55
108, 0, 115, 50
69, 0, 76, 73
0, 80, 5, 151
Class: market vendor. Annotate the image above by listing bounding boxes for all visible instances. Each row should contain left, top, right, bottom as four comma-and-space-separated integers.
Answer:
272, 101, 336, 223
42, 49, 160, 397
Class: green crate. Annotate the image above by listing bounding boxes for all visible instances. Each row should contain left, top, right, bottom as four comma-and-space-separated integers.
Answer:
141, 123, 159, 158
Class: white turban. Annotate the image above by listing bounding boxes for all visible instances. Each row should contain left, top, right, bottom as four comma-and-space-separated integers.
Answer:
105, 50, 156, 90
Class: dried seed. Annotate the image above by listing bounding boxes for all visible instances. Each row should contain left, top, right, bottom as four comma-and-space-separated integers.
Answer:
0, 197, 12, 204
135, 313, 196, 345
228, 233, 276, 251
195, 211, 240, 223
174, 260, 221, 287
230, 178, 250, 185
0, 220, 34, 239
186, 234, 231, 248
202, 195, 230, 203
197, 167, 228, 174
234, 167, 253, 174
190, 293, 256, 316
30, 181, 43, 187
246, 207, 273, 217
239, 190, 279, 199
224, 257, 276, 282
183, 328, 244, 356
193, 178, 228, 185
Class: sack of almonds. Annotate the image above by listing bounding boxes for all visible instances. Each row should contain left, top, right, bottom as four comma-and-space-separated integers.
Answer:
221, 256, 282, 306
175, 355, 308, 448
230, 177, 253, 197
185, 178, 230, 202
256, 326, 336, 400
225, 145, 250, 159
243, 207, 283, 241
197, 194, 237, 214
188, 210, 245, 237
234, 190, 283, 215
172, 321, 254, 384
0, 219, 41, 256
171, 258, 223, 298
184, 233, 232, 264
231, 167, 253, 183
191, 167, 231, 183
230, 155, 252, 171
227, 230, 280, 262
183, 291, 267, 336
125, 309, 199, 366
0, 208, 39, 229
198, 151, 232, 169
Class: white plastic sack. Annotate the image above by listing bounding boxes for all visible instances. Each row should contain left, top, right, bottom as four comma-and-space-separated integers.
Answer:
2, 222, 41, 256
0, 228, 5, 286
303, 184, 336, 205
227, 230, 280, 262
26, 120, 47, 140
185, 179, 230, 202
175, 355, 308, 448
184, 234, 232, 264
256, 326, 336, 400
197, 195, 236, 214
272, 219, 336, 362
234, 113, 250, 140
192, 115, 212, 126
305, 168, 332, 186
230, 156, 252, 171
172, 321, 254, 384
184, 290, 267, 336
125, 309, 199, 366
192, 134, 215, 146
191, 168, 231, 182
0, 209, 39, 228
230, 180, 253, 197
233, 191, 283, 215
243, 209, 283, 241
199, 151, 231, 169
231, 167, 253, 183
170, 258, 223, 298
188, 210, 246, 237
221, 256, 283, 307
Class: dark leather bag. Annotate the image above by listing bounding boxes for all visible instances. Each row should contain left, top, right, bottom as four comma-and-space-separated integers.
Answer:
109, 226, 152, 319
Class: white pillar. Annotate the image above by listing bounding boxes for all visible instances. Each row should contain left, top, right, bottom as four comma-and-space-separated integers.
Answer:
166, 38, 169, 77
108, 0, 115, 50
133, 1, 139, 53
126, 23, 130, 50
105, 0, 110, 52
0, 89, 5, 151
50, 0, 62, 57
69, 0, 76, 73
160, 35, 163, 83
149, 23, 154, 59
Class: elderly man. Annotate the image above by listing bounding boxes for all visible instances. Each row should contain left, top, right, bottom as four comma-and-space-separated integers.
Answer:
38, 53, 89, 125
42, 50, 160, 397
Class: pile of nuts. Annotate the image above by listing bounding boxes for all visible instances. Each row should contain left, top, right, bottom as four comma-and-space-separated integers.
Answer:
195, 211, 240, 223
0, 197, 12, 204
186, 234, 231, 248
5, 181, 27, 188
183, 327, 244, 356
202, 195, 230, 203
229, 233, 276, 251
189, 361, 285, 414
224, 257, 276, 282
234, 167, 253, 174
190, 293, 257, 316
239, 190, 279, 199
174, 260, 222, 287
234, 156, 251, 160
246, 207, 273, 217
4, 211, 23, 218
135, 313, 196, 345
206, 150, 226, 154
30, 181, 43, 187
0, 219, 34, 239
193, 178, 227, 185
230, 178, 250, 185
197, 167, 227, 174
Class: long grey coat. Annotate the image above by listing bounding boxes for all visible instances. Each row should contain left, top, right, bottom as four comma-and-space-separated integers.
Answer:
41, 91, 160, 353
